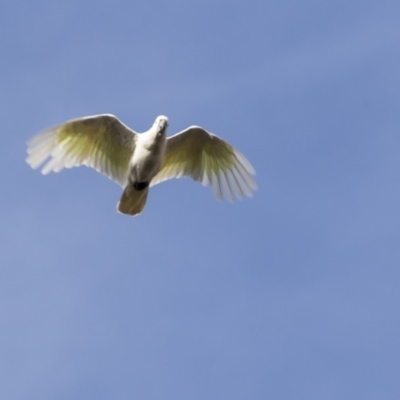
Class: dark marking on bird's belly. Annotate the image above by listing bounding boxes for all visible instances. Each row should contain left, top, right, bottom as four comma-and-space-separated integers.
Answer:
133, 182, 149, 191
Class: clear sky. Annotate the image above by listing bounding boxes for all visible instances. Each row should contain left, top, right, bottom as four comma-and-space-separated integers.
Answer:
1, 1, 400, 399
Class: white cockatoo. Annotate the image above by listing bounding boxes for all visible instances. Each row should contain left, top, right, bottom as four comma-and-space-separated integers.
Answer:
26, 115, 257, 216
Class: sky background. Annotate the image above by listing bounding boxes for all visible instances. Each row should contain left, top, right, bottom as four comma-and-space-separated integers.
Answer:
1, 1, 400, 399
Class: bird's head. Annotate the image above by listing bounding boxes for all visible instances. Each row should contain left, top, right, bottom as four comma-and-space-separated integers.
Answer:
154, 115, 169, 137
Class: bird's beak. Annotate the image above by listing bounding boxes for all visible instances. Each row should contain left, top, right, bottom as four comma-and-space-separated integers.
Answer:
159, 120, 168, 132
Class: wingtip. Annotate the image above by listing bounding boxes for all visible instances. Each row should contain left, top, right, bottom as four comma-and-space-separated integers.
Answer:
234, 149, 256, 176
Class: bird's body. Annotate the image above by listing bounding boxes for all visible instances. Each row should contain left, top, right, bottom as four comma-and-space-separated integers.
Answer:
26, 114, 257, 216
128, 119, 167, 184
118, 116, 167, 215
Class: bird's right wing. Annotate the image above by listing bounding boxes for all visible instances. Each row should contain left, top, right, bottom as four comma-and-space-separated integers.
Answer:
151, 126, 257, 201
26, 114, 136, 187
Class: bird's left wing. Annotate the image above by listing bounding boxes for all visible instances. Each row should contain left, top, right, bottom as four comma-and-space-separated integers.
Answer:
26, 114, 136, 187
150, 126, 257, 201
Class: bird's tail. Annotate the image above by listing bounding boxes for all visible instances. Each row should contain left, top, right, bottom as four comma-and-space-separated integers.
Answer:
117, 185, 149, 216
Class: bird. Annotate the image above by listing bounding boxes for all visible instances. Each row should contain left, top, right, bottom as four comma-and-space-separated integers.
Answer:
26, 114, 257, 216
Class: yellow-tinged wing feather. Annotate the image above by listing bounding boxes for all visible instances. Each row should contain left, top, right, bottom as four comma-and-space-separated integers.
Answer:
151, 126, 257, 201
26, 114, 136, 187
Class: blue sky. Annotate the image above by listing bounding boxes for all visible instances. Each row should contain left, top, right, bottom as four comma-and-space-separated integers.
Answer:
1, 1, 400, 399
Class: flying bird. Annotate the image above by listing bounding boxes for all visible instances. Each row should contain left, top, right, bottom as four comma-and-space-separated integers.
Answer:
26, 115, 257, 216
